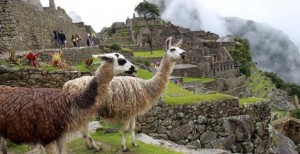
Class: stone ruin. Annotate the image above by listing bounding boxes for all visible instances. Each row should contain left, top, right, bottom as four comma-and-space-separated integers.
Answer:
0, 0, 98, 52
103, 14, 244, 96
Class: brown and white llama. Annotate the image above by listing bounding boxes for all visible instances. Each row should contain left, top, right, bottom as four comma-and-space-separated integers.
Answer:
0, 53, 135, 154
62, 37, 186, 152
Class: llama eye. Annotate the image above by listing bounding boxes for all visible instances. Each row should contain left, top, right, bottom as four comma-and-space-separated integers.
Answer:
118, 58, 127, 66
170, 48, 176, 52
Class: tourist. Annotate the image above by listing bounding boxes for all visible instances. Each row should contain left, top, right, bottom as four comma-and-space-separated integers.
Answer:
91, 33, 96, 46
75, 34, 81, 48
71, 35, 77, 47
53, 30, 60, 48
60, 31, 66, 48
86, 33, 91, 47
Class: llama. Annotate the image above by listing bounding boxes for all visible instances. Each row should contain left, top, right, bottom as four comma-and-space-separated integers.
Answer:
0, 53, 136, 154
62, 37, 186, 152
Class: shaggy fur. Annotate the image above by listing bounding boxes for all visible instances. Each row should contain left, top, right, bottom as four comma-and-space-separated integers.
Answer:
62, 37, 186, 152
0, 53, 135, 154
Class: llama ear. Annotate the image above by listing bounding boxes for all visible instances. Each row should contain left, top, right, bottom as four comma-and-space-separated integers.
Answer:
98, 55, 113, 62
165, 37, 173, 51
174, 39, 183, 47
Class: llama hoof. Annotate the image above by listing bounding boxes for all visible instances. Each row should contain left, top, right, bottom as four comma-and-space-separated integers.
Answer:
96, 147, 103, 152
132, 143, 139, 147
122, 148, 130, 152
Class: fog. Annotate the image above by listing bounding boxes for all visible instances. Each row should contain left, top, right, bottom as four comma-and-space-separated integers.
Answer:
149, 0, 300, 84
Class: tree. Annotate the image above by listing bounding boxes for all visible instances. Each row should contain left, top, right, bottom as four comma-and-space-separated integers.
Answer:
229, 38, 252, 77
134, 0, 160, 54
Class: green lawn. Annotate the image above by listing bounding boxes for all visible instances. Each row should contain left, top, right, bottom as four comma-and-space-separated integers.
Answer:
183, 77, 215, 83
67, 131, 182, 154
239, 97, 268, 105
137, 69, 234, 105
134, 50, 165, 58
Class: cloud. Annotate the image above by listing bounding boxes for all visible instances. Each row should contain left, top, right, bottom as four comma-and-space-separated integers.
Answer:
67, 11, 83, 23
150, 0, 300, 84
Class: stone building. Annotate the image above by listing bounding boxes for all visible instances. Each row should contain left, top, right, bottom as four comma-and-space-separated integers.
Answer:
0, 0, 97, 52
102, 14, 240, 79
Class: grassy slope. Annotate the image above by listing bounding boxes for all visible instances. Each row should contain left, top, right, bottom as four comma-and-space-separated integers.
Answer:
67, 131, 182, 154
134, 50, 165, 58
137, 69, 234, 105
246, 67, 275, 98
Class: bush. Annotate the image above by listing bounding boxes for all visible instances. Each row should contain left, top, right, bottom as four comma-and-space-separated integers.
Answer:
265, 71, 300, 97
109, 44, 121, 51
229, 38, 252, 77
290, 108, 300, 119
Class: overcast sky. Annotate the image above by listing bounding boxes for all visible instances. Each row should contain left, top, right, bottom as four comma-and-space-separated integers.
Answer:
40, 0, 300, 49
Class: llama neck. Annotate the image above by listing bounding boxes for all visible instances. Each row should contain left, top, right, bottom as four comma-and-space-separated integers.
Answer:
73, 62, 113, 115
146, 55, 175, 98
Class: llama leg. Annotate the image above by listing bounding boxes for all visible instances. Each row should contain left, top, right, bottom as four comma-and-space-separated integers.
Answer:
121, 122, 130, 152
82, 122, 100, 151
44, 142, 56, 154
57, 134, 67, 154
0, 137, 7, 154
129, 118, 138, 147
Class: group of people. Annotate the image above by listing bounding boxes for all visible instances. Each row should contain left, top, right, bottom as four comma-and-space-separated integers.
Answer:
53, 30, 66, 48
70, 33, 96, 48
54, 31, 97, 48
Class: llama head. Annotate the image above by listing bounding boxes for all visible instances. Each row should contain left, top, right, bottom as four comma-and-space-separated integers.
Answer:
96, 53, 136, 75
165, 37, 186, 60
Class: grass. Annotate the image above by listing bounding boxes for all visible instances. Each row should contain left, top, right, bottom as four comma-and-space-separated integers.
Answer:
183, 77, 215, 83
164, 83, 234, 105
121, 48, 133, 52
246, 67, 275, 98
272, 110, 287, 118
239, 97, 268, 105
67, 132, 182, 154
67, 121, 182, 154
7, 142, 32, 154
134, 50, 165, 58
137, 69, 234, 105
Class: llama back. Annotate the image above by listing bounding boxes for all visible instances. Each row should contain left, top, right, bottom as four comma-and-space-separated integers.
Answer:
0, 85, 74, 144
63, 76, 94, 93
99, 76, 155, 120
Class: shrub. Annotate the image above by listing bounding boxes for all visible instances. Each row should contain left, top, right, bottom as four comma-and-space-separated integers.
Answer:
50, 51, 68, 69
290, 108, 300, 119
25, 52, 40, 68
109, 44, 121, 51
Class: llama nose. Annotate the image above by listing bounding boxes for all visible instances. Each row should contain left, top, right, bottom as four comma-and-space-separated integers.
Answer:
130, 65, 136, 72
180, 52, 186, 59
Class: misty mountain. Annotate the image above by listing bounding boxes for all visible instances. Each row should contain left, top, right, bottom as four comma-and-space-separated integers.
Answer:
148, 0, 300, 84
224, 17, 300, 84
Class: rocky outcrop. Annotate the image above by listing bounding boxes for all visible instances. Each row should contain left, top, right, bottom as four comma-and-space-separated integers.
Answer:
268, 126, 298, 154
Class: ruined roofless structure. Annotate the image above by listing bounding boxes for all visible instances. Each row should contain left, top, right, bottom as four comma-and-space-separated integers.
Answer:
0, 0, 97, 52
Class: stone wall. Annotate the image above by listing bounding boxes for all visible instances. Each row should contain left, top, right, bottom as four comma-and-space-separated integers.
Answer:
38, 47, 100, 66
0, 65, 92, 88
0, 0, 96, 52
205, 75, 246, 92
136, 100, 271, 153
0, 0, 18, 50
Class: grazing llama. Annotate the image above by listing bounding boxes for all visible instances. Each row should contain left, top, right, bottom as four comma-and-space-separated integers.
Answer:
62, 37, 186, 152
0, 53, 135, 154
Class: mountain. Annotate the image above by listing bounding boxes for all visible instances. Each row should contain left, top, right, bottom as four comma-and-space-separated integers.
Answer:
224, 17, 300, 84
